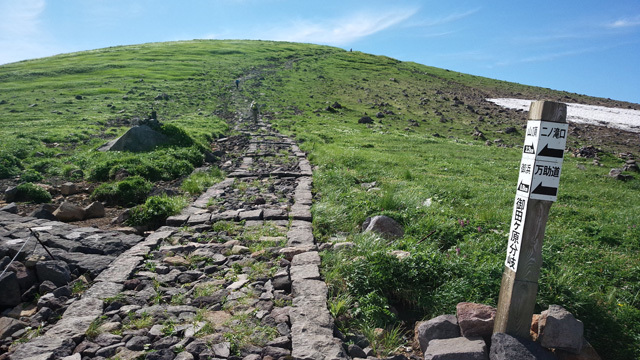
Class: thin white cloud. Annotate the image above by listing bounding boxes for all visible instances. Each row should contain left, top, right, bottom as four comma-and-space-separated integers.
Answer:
262, 8, 418, 45
607, 15, 640, 29
408, 8, 481, 28
0, 0, 58, 64
494, 46, 609, 67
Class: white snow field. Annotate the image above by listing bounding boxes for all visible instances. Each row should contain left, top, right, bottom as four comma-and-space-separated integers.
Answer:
487, 98, 640, 133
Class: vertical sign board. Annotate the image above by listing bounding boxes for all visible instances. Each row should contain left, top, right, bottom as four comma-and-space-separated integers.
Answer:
505, 120, 569, 271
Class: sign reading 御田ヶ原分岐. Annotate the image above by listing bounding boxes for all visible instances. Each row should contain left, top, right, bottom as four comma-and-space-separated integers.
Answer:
505, 120, 568, 272
495, 100, 568, 339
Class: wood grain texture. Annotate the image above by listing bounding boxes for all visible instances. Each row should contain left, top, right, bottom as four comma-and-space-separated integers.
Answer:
528, 100, 567, 123
494, 100, 566, 337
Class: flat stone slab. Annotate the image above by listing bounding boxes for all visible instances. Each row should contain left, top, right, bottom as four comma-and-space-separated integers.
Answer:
94, 255, 143, 283
238, 209, 263, 221
292, 279, 328, 299
291, 332, 348, 360
287, 227, 314, 247
166, 214, 189, 226
424, 337, 487, 360
62, 297, 104, 318
263, 208, 288, 220
211, 210, 239, 222
289, 205, 312, 221
291, 251, 321, 266
290, 264, 321, 282
187, 213, 212, 225
10, 336, 75, 360
83, 281, 125, 300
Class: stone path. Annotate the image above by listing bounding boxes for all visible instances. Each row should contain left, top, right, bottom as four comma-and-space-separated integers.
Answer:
2, 115, 348, 359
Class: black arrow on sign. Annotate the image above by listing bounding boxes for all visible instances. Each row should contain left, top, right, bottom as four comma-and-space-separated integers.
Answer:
531, 183, 557, 196
537, 144, 564, 159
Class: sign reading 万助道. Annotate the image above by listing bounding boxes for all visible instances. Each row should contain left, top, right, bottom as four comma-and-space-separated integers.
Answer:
495, 100, 568, 339
505, 120, 568, 271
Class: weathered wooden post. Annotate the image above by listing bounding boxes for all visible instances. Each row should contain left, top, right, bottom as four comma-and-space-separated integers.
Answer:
494, 100, 568, 337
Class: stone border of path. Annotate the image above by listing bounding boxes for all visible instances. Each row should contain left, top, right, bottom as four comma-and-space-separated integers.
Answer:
7, 227, 170, 359
169, 121, 348, 359
8, 119, 349, 359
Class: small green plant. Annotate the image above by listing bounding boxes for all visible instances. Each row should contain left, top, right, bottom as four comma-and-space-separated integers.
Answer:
85, 316, 107, 340
70, 280, 88, 295
211, 221, 242, 236
329, 293, 353, 319
143, 260, 157, 272
14, 182, 51, 203
126, 312, 153, 330
170, 293, 186, 305
90, 175, 153, 206
126, 194, 188, 227
193, 283, 223, 298
20, 169, 43, 182
162, 319, 177, 336
181, 167, 224, 195
361, 323, 406, 357
222, 313, 280, 356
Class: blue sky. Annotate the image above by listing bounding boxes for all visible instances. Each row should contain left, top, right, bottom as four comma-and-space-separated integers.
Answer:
1, 0, 639, 103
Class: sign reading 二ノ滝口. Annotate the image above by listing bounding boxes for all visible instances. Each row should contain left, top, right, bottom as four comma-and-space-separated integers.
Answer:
505, 120, 568, 271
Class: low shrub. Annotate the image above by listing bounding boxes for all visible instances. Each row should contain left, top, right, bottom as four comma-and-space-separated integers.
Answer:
0, 153, 22, 179
20, 169, 43, 182
87, 147, 200, 182
90, 176, 153, 207
157, 124, 196, 148
15, 183, 51, 203
126, 194, 188, 227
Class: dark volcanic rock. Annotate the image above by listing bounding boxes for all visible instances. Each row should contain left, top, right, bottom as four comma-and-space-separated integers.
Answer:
358, 116, 374, 124
98, 125, 171, 152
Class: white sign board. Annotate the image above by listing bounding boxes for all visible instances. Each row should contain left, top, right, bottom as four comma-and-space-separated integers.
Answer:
505, 119, 568, 270
520, 120, 568, 201
505, 195, 528, 271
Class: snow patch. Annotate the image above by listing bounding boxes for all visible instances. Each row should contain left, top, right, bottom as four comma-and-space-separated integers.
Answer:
487, 98, 640, 133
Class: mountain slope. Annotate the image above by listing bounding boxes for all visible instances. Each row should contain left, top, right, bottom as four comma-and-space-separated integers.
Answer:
1, 40, 639, 359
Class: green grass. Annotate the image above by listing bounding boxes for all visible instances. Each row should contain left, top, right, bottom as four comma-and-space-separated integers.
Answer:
181, 167, 225, 195
1, 39, 638, 359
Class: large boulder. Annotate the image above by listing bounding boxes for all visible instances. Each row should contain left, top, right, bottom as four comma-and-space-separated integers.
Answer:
53, 201, 85, 222
0, 202, 18, 214
84, 201, 106, 219
29, 204, 58, 220
0, 272, 22, 307
414, 314, 460, 353
538, 305, 584, 354
60, 182, 82, 196
362, 215, 404, 239
6, 261, 37, 293
97, 125, 170, 152
490, 333, 555, 360
456, 302, 496, 339
0, 316, 28, 338
358, 116, 374, 124
36, 260, 71, 287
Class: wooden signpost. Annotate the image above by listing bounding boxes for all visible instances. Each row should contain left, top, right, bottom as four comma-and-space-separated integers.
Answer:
494, 101, 568, 337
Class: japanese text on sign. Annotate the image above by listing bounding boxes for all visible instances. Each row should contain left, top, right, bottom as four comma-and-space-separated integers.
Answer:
505, 195, 528, 271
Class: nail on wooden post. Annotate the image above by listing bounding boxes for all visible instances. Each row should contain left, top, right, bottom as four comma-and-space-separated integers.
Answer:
493, 100, 567, 338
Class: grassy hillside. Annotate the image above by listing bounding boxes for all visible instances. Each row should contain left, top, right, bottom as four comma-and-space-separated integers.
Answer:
1, 40, 638, 359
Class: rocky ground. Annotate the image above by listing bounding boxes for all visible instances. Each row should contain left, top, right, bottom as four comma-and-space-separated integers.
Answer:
0, 112, 352, 360
0, 103, 611, 360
